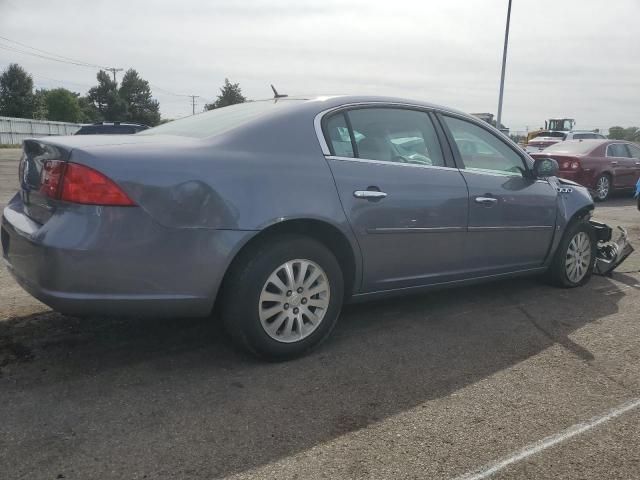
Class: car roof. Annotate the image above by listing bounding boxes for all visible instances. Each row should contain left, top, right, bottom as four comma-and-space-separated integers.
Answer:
261, 95, 471, 117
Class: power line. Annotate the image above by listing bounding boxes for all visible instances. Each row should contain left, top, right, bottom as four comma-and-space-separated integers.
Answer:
0, 35, 212, 115
148, 83, 190, 97
0, 42, 112, 70
0, 35, 107, 68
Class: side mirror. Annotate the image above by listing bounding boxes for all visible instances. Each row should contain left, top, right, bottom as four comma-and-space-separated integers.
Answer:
532, 157, 559, 178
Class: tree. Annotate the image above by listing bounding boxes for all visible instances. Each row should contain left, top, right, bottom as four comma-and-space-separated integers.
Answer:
105, 90, 128, 121
608, 126, 625, 140
44, 88, 82, 122
204, 78, 246, 110
608, 126, 640, 142
87, 70, 127, 121
119, 69, 160, 126
623, 127, 640, 142
32, 89, 49, 120
0, 63, 35, 118
77, 95, 101, 123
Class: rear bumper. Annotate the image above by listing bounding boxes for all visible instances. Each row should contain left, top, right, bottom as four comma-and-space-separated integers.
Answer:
2, 195, 253, 317
557, 171, 594, 189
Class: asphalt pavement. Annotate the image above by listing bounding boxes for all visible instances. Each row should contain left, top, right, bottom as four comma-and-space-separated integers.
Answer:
1, 148, 639, 479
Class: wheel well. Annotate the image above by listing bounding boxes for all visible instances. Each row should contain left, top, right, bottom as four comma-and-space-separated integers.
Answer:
570, 205, 594, 225
218, 219, 358, 305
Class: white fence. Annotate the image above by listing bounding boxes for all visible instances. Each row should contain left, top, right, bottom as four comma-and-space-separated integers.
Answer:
0, 116, 81, 145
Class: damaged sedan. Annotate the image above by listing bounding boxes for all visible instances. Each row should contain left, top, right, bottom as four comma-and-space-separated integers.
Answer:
1, 96, 633, 360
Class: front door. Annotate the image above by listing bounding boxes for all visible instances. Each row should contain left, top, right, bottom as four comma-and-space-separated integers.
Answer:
322, 107, 469, 292
606, 143, 637, 188
627, 143, 640, 186
439, 114, 558, 274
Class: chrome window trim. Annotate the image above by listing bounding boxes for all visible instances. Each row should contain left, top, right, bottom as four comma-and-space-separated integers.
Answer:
458, 167, 549, 184
324, 156, 548, 183
314, 102, 546, 182
325, 155, 459, 172
459, 168, 522, 179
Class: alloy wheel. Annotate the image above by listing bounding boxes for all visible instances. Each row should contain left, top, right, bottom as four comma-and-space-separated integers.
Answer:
596, 176, 610, 200
565, 232, 592, 283
258, 259, 330, 343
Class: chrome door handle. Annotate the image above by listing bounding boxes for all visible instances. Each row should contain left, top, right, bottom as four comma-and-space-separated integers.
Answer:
635, 162, 640, 165
475, 196, 498, 205
611, 161, 618, 165
353, 190, 387, 199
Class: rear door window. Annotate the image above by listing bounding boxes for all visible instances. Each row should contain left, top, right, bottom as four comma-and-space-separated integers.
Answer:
345, 108, 445, 166
607, 143, 631, 157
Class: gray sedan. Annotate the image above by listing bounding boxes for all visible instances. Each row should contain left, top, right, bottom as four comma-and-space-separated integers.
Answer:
0, 96, 628, 359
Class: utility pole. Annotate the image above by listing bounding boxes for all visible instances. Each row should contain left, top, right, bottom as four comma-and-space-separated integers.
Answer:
105, 67, 123, 83
189, 95, 199, 115
496, 0, 512, 131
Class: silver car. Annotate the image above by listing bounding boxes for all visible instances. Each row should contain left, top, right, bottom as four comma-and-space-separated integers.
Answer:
1, 96, 629, 359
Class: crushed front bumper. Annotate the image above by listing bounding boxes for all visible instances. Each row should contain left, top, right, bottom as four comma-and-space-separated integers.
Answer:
590, 220, 635, 276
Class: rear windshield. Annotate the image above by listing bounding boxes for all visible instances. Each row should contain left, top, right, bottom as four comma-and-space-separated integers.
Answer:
572, 133, 604, 140
139, 99, 303, 138
76, 125, 143, 135
543, 141, 601, 155
530, 131, 565, 139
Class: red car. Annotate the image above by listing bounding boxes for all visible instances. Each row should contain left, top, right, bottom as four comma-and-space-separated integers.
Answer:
531, 139, 640, 201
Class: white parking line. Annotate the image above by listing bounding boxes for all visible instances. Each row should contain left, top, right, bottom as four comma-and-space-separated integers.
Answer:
452, 397, 640, 480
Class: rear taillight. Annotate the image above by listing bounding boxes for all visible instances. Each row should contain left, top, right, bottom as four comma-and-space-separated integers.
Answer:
39, 160, 135, 206
39, 160, 66, 198
558, 159, 580, 170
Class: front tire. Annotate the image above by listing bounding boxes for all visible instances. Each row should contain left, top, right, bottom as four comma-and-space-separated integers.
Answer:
547, 220, 596, 288
221, 235, 344, 360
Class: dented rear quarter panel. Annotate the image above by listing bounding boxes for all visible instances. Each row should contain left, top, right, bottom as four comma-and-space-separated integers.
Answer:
65, 109, 349, 233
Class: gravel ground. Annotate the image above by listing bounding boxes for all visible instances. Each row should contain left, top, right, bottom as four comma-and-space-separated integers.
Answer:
1, 147, 639, 479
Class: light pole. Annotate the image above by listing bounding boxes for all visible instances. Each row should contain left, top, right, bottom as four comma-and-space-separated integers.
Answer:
496, 0, 512, 131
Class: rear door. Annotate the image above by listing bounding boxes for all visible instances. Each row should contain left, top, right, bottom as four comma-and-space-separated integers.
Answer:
438, 114, 557, 274
322, 106, 469, 292
606, 143, 636, 187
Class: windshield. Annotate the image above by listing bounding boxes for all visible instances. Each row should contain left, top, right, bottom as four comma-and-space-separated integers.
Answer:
544, 140, 600, 155
548, 119, 574, 131
139, 99, 304, 138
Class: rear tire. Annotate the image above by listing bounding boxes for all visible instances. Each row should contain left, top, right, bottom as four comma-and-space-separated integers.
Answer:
594, 174, 611, 202
221, 235, 344, 360
547, 220, 596, 288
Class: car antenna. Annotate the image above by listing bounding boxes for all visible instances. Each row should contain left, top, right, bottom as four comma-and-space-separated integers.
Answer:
271, 84, 288, 99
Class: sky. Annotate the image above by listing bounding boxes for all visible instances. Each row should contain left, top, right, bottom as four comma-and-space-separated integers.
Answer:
0, 0, 638, 133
